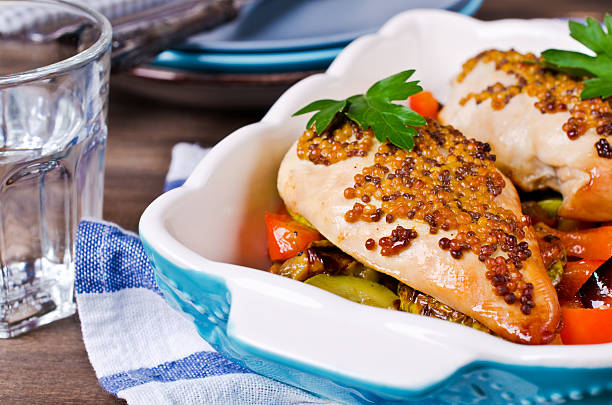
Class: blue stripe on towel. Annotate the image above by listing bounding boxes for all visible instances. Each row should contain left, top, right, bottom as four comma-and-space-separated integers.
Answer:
75, 221, 161, 295
99, 351, 251, 394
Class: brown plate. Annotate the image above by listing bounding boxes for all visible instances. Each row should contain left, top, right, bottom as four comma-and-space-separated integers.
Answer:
112, 66, 321, 109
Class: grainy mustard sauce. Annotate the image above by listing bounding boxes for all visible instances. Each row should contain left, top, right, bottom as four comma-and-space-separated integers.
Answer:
297, 118, 537, 314
458, 49, 612, 158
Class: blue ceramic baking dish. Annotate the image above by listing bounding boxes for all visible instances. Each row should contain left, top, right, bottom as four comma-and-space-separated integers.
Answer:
140, 10, 612, 405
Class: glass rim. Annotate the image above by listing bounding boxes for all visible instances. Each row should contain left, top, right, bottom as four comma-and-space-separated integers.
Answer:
0, 0, 112, 87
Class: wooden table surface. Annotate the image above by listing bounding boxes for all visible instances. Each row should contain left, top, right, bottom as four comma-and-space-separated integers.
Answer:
0, 1, 608, 403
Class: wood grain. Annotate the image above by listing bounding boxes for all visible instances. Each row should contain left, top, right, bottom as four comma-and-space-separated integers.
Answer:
103, 90, 263, 230
1, 1, 608, 403
0, 315, 120, 403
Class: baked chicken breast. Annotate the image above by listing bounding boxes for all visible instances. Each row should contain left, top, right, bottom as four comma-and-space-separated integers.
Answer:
278, 117, 561, 344
439, 49, 612, 221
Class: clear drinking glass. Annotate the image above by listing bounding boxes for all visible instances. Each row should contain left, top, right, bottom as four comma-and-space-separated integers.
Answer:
0, 0, 111, 336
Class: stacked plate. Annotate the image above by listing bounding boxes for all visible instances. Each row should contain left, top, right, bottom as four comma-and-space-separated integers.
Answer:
118, 0, 482, 108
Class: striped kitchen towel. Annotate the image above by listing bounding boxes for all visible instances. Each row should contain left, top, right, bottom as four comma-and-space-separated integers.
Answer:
75, 143, 333, 404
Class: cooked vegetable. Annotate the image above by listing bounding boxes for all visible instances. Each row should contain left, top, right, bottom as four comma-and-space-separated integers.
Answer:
269, 240, 351, 281
556, 218, 593, 232
533, 227, 567, 287
397, 284, 490, 333
286, 206, 314, 228
537, 198, 563, 218
561, 227, 612, 260
540, 15, 612, 100
270, 253, 311, 281
578, 257, 612, 308
305, 274, 399, 309
534, 223, 612, 260
265, 213, 322, 261
409, 91, 439, 118
547, 260, 565, 287
537, 234, 565, 267
561, 295, 585, 309
556, 260, 604, 301
269, 240, 383, 283
560, 307, 612, 344
293, 70, 426, 150
340, 262, 381, 282
521, 201, 557, 227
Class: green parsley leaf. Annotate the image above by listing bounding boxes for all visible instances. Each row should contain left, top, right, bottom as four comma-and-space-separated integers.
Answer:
582, 77, 612, 99
540, 49, 608, 78
541, 14, 612, 99
292, 99, 347, 135
366, 70, 424, 105
569, 16, 612, 58
293, 70, 426, 150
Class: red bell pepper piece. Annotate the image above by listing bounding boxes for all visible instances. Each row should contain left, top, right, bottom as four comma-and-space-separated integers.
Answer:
560, 307, 612, 344
538, 225, 612, 260
557, 226, 612, 260
265, 213, 322, 261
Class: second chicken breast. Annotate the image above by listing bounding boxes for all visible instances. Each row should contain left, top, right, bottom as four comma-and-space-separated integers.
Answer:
439, 49, 612, 221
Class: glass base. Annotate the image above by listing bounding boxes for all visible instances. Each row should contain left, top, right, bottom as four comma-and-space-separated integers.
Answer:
0, 259, 76, 338
0, 300, 76, 338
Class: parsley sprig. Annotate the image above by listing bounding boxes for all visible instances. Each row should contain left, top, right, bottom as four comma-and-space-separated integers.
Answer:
293, 70, 426, 150
541, 14, 612, 99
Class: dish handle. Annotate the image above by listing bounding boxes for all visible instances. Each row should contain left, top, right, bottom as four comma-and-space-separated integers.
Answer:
222, 270, 479, 400
142, 240, 481, 401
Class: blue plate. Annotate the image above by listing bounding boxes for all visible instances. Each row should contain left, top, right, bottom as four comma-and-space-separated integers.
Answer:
153, 0, 482, 73
154, 46, 344, 74
177, 0, 478, 53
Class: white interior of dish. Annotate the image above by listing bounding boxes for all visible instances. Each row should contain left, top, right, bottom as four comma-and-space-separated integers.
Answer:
140, 10, 612, 392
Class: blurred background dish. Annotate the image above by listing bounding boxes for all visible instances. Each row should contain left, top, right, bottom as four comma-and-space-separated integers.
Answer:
114, 67, 317, 108
173, 0, 481, 53
153, 45, 344, 73
113, 0, 483, 108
